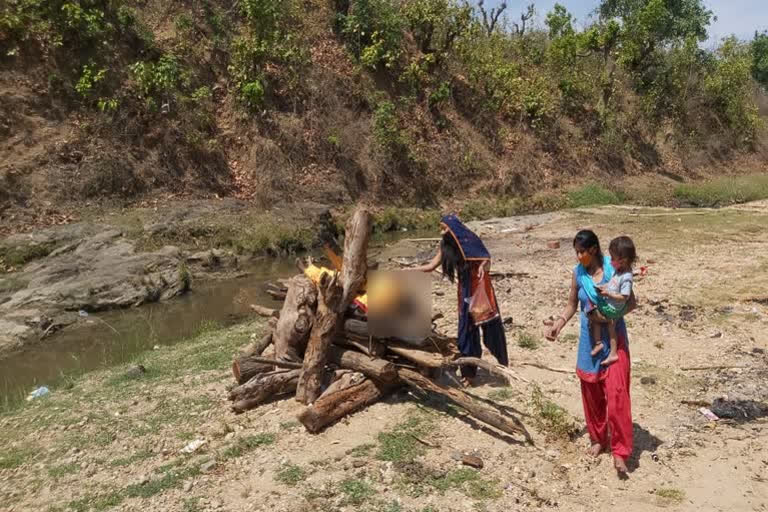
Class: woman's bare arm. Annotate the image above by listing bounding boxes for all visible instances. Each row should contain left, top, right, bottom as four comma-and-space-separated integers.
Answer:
545, 271, 579, 340
411, 247, 442, 272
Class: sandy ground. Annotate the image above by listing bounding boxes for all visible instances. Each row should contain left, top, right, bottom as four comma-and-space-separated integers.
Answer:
1, 203, 767, 512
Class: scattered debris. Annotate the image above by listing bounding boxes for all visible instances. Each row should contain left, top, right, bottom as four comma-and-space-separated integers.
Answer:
26, 386, 50, 401
546, 241, 560, 250
699, 408, 719, 421
710, 398, 768, 422
640, 376, 657, 385
180, 439, 207, 454
200, 460, 217, 473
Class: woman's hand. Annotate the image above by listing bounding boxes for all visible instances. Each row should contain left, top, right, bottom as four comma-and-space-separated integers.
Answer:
412, 247, 442, 273
477, 260, 489, 280
546, 272, 579, 341
544, 320, 562, 341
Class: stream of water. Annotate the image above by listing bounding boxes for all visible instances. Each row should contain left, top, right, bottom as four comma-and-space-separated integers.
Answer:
0, 259, 297, 408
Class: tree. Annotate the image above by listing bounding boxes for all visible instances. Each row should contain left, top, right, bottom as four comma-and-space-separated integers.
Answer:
512, 4, 535, 37
545, 3, 574, 39
477, 0, 506, 36
752, 30, 768, 88
403, 0, 472, 57
600, 0, 714, 71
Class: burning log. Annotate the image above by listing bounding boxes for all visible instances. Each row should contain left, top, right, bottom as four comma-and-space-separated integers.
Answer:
296, 208, 371, 404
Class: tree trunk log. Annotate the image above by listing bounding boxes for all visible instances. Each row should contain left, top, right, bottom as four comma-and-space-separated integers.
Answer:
250, 304, 279, 318
297, 377, 393, 433
295, 271, 344, 404
397, 368, 533, 443
273, 275, 318, 362
237, 332, 273, 358
296, 208, 371, 404
232, 358, 274, 384
329, 347, 397, 383
266, 289, 287, 301
387, 343, 445, 368
338, 209, 372, 311
229, 369, 301, 413
344, 318, 369, 338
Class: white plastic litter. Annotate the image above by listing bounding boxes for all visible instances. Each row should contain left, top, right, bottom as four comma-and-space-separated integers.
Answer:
180, 439, 207, 454
26, 386, 50, 401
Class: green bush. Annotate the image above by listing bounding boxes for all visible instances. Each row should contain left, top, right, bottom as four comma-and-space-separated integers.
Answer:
673, 174, 768, 206
704, 37, 763, 142
339, 0, 405, 70
130, 55, 183, 98
752, 30, 768, 88
75, 63, 107, 98
568, 184, 623, 207
373, 100, 405, 150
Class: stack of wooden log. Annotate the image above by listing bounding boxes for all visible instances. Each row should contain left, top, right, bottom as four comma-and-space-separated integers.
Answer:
227, 208, 532, 443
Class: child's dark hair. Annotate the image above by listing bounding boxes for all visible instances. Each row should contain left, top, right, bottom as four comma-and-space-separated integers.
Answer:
573, 230, 603, 261
609, 236, 637, 267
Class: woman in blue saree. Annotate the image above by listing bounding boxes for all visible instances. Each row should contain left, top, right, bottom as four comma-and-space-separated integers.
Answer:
413, 214, 509, 386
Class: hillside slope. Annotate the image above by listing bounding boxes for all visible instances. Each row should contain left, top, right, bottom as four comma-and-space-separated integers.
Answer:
1, 0, 767, 234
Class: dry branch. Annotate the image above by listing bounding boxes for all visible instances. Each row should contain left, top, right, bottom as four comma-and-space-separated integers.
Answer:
519, 362, 574, 374
447, 358, 530, 384
397, 368, 533, 443
681, 365, 752, 371
387, 343, 445, 368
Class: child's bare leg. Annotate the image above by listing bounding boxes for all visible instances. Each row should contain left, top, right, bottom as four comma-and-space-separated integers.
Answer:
601, 320, 620, 366
589, 312, 604, 356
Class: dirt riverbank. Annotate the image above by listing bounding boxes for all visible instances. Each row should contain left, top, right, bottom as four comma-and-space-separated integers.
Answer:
1, 203, 767, 512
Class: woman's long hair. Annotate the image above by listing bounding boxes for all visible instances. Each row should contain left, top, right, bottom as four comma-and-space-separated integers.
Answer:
573, 229, 603, 263
440, 232, 465, 283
